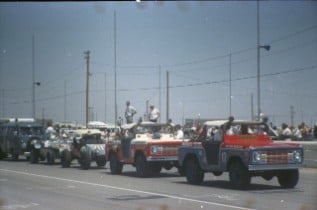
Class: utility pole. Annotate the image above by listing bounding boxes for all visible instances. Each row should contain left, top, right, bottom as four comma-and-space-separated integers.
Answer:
1, 89, 4, 117
146, 100, 149, 121
64, 80, 67, 123
32, 34, 36, 119
166, 71, 169, 123
114, 11, 118, 126
105, 72, 107, 123
290, 105, 295, 127
229, 53, 232, 116
159, 65, 161, 123
251, 94, 254, 121
256, 0, 261, 119
84, 50, 90, 128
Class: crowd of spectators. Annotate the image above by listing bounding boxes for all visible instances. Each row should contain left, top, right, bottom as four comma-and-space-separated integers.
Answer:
273, 122, 317, 141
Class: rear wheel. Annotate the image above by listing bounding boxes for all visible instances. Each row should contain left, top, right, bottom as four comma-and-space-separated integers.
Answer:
109, 153, 123, 174
135, 154, 150, 177
185, 158, 204, 185
61, 150, 71, 168
229, 161, 250, 189
277, 169, 299, 188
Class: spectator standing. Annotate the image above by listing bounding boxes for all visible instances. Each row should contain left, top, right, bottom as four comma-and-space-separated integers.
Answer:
175, 124, 184, 139
125, 101, 137, 124
281, 123, 292, 139
149, 104, 160, 122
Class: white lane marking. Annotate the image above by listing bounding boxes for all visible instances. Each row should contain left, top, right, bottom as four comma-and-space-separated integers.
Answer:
210, 194, 238, 201
2, 202, 39, 210
0, 168, 254, 210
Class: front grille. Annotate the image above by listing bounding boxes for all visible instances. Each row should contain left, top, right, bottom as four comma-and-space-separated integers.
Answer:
265, 150, 289, 164
161, 146, 178, 156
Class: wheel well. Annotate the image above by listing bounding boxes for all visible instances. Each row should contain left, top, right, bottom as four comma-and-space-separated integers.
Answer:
134, 150, 145, 162
108, 150, 117, 159
183, 153, 199, 166
227, 156, 244, 170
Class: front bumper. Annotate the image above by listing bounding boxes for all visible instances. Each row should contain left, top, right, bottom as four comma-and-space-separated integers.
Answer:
146, 156, 178, 162
248, 163, 302, 171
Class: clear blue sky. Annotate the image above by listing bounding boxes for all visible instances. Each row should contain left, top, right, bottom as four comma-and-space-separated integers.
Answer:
0, 1, 316, 127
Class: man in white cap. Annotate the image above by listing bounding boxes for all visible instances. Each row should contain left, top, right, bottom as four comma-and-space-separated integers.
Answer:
125, 100, 137, 124
149, 104, 160, 123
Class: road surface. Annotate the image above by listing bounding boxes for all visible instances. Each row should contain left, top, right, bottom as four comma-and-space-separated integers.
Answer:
0, 160, 316, 210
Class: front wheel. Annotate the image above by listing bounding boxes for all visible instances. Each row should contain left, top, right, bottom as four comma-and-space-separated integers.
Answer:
0, 147, 8, 160
46, 149, 55, 165
96, 156, 106, 167
61, 150, 71, 168
80, 150, 91, 170
229, 161, 250, 189
30, 148, 39, 164
109, 153, 123, 174
277, 169, 299, 188
135, 154, 150, 177
185, 158, 204, 185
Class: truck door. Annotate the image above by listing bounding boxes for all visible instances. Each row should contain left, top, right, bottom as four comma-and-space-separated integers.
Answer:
203, 140, 221, 165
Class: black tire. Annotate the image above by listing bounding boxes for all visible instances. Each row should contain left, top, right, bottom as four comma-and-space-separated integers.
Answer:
0, 147, 7, 160
277, 169, 299, 188
30, 148, 39, 164
61, 150, 71, 168
47, 149, 55, 165
229, 161, 250, 189
212, 171, 223, 176
150, 165, 162, 176
185, 158, 204, 185
135, 154, 150, 177
109, 153, 123, 174
80, 150, 91, 170
11, 153, 19, 161
96, 156, 106, 167
177, 166, 185, 176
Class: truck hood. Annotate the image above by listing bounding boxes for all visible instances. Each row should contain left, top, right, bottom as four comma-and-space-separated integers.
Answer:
223, 134, 301, 149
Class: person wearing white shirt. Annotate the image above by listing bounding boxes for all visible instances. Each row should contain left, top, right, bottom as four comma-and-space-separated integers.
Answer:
149, 104, 160, 122
175, 124, 184, 139
125, 100, 137, 124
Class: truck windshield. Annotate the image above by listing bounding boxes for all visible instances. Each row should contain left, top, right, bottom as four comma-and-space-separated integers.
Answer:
20, 126, 44, 136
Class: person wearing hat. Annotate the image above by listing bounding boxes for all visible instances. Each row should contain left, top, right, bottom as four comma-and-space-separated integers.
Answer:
125, 100, 137, 124
149, 104, 160, 123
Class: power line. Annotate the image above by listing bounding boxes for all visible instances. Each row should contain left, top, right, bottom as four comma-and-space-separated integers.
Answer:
269, 24, 317, 45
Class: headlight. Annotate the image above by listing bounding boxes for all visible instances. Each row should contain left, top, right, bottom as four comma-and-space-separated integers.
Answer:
292, 150, 302, 162
151, 145, 163, 154
253, 151, 261, 162
252, 151, 266, 163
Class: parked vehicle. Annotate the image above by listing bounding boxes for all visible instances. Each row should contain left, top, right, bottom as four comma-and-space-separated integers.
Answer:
40, 132, 72, 165
178, 117, 304, 189
106, 121, 183, 177
60, 129, 106, 169
0, 118, 46, 162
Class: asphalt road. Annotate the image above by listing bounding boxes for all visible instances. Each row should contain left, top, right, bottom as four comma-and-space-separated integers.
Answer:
0, 160, 316, 210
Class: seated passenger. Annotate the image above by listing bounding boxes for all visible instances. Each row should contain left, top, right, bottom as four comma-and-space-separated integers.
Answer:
213, 126, 222, 141
196, 125, 207, 141
240, 124, 248, 135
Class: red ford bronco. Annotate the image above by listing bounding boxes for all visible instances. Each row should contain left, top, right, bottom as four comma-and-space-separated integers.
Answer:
178, 117, 304, 189
105, 121, 183, 177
